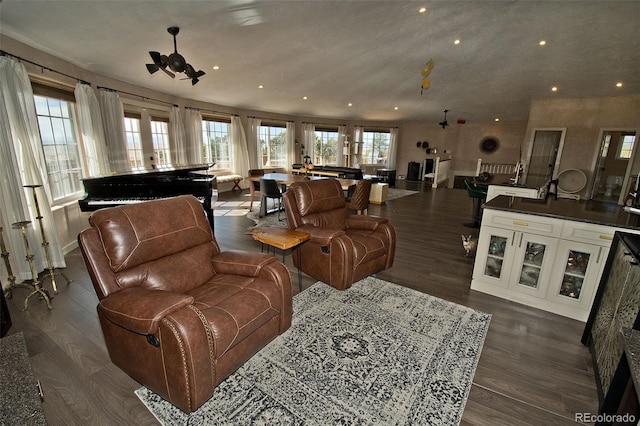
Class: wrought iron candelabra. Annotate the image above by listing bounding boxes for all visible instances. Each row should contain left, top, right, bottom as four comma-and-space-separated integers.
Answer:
0, 226, 17, 295
10, 220, 53, 310
24, 184, 72, 294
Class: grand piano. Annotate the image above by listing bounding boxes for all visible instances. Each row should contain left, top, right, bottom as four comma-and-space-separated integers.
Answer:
78, 164, 217, 230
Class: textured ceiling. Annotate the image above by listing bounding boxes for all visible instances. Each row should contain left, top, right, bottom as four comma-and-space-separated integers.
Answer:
1, 0, 639, 124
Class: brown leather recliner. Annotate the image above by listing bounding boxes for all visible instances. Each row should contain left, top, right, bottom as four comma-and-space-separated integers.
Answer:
283, 179, 396, 290
77, 195, 292, 413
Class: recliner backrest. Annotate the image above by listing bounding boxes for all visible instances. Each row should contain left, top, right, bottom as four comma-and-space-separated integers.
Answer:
86, 195, 219, 295
284, 179, 349, 229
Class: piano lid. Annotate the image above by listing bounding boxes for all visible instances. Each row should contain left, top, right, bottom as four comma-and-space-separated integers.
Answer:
80, 163, 215, 181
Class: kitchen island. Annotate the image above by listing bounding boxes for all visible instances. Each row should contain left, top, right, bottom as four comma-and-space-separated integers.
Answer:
471, 196, 640, 321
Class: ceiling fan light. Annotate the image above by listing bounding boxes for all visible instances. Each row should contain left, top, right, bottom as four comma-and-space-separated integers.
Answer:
168, 52, 187, 73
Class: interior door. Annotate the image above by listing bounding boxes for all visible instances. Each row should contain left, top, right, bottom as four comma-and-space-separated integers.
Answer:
525, 130, 564, 188
589, 130, 638, 203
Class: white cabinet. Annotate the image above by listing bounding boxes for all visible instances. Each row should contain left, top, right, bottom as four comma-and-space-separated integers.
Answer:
471, 208, 617, 321
546, 240, 608, 312
474, 226, 557, 300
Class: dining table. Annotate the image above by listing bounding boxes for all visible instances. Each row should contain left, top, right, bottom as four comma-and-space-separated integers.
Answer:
246, 173, 358, 215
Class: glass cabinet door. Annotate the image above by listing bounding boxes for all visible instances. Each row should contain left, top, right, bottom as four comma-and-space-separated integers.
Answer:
548, 240, 607, 310
473, 226, 516, 288
508, 233, 557, 298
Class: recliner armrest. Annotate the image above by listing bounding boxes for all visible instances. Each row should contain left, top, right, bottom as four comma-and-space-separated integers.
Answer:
211, 250, 278, 277
295, 225, 346, 246
346, 215, 389, 230
99, 287, 194, 335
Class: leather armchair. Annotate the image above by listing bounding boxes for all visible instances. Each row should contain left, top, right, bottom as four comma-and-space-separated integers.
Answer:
283, 179, 396, 290
78, 195, 292, 413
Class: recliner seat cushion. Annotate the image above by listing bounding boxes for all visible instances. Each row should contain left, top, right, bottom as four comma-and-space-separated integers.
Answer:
188, 275, 282, 356
347, 229, 387, 266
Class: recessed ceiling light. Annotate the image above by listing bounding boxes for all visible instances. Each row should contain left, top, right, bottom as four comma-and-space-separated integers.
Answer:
551, 86, 558, 92
419, 7, 427, 13
348, 103, 353, 107
394, 106, 399, 110
539, 40, 546, 46
616, 82, 623, 88
454, 39, 461, 45
494, 118, 500, 122
213, 65, 220, 70
303, 96, 308, 100
258, 85, 264, 89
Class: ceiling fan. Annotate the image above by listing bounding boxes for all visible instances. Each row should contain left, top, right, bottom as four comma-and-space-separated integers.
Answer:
439, 109, 449, 129
146, 27, 205, 86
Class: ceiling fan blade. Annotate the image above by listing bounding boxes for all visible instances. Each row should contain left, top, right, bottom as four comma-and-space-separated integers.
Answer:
146, 64, 160, 74
162, 68, 176, 78
149, 51, 162, 64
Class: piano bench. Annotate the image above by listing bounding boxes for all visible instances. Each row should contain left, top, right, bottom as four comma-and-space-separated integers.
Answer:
216, 174, 243, 191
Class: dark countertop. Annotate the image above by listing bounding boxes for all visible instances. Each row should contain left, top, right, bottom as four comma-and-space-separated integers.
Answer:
484, 195, 640, 230
621, 327, 640, 406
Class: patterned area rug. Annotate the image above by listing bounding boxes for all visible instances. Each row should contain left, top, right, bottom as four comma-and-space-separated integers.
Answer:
246, 207, 288, 229
135, 277, 491, 425
386, 188, 419, 201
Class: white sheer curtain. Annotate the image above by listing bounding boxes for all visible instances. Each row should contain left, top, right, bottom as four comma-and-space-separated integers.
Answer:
184, 108, 203, 165
302, 122, 315, 165
286, 121, 295, 171
99, 89, 129, 173
388, 127, 399, 169
230, 115, 250, 189
336, 125, 347, 167
74, 82, 109, 177
170, 106, 187, 166
247, 117, 261, 168
0, 56, 65, 284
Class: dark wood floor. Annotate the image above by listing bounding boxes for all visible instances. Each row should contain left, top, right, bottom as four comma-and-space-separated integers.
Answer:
3, 181, 598, 425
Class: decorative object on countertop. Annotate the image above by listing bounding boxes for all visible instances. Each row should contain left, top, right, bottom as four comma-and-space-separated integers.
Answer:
556, 169, 587, 200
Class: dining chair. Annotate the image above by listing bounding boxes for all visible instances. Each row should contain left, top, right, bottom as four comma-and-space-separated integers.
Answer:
260, 178, 284, 220
248, 169, 265, 211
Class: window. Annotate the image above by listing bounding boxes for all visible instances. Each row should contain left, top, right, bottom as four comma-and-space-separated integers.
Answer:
259, 125, 287, 168
150, 117, 171, 167
618, 134, 636, 159
202, 118, 231, 169
314, 129, 339, 166
33, 94, 83, 201
361, 131, 390, 164
124, 115, 144, 169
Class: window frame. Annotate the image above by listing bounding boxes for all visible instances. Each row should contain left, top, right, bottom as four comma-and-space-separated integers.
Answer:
124, 112, 145, 170
201, 116, 232, 170
361, 130, 390, 165
313, 127, 339, 166
32, 89, 85, 205
617, 134, 636, 159
258, 123, 287, 169
150, 115, 172, 168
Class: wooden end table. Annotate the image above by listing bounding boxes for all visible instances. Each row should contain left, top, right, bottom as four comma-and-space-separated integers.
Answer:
248, 228, 310, 291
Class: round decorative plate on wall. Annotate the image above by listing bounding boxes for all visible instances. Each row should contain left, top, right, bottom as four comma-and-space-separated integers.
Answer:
480, 137, 499, 153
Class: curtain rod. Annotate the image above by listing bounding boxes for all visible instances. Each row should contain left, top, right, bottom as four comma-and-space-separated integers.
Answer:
247, 115, 292, 123
355, 125, 399, 130
97, 86, 178, 107
302, 121, 348, 127
189, 106, 233, 117
1, 50, 91, 85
